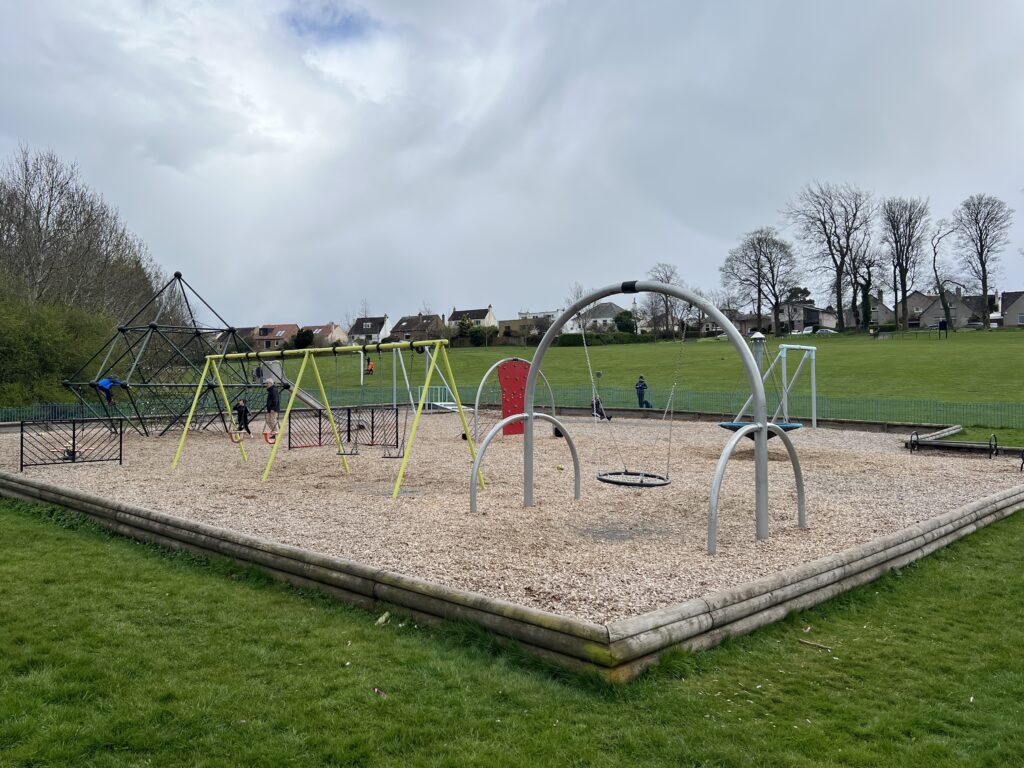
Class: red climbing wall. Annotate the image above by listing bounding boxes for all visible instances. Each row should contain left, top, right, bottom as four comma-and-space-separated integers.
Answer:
497, 359, 530, 435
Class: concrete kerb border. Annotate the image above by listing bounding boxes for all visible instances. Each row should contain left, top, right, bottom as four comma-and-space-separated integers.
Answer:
2, 469, 1021, 682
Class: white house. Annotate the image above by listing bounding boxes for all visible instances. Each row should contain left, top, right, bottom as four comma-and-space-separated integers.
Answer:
348, 315, 392, 344
565, 302, 627, 333
448, 305, 498, 329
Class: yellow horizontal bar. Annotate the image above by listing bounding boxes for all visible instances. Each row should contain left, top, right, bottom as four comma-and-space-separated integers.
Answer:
210, 338, 448, 362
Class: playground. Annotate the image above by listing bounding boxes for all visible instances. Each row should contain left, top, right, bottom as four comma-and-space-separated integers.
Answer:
4, 411, 1021, 623
5, 277, 1024, 678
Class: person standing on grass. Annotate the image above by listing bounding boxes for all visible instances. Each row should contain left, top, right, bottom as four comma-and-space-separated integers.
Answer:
263, 378, 280, 438
635, 375, 650, 408
234, 398, 252, 438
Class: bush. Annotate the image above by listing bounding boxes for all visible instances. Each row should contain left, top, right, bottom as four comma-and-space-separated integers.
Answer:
0, 298, 115, 405
555, 331, 652, 347
467, 326, 498, 347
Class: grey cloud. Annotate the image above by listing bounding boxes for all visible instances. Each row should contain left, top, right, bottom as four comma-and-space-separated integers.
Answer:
0, 0, 1021, 326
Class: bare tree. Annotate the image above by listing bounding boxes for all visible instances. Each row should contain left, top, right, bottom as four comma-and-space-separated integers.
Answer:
0, 145, 161, 319
647, 262, 681, 339
880, 197, 930, 329
565, 281, 586, 309
953, 193, 1014, 327
564, 281, 595, 332
419, 300, 432, 315
721, 228, 798, 336
720, 235, 765, 329
929, 219, 958, 331
358, 298, 371, 318
684, 285, 711, 334
845, 226, 884, 331
785, 182, 874, 331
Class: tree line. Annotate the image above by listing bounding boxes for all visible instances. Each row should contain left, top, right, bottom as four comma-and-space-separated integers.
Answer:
564, 180, 1015, 343
0, 146, 174, 404
725, 183, 1015, 333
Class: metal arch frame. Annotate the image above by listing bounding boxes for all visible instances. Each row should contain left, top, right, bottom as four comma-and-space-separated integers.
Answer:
473, 357, 557, 442
707, 423, 806, 555
522, 280, 780, 542
471, 413, 581, 514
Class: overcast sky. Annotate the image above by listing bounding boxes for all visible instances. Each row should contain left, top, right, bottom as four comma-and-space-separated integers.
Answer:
1, 0, 1022, 326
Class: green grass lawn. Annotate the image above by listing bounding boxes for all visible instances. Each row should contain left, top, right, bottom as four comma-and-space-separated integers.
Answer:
288, 330, 1024, 406
4, 499, 1024, 767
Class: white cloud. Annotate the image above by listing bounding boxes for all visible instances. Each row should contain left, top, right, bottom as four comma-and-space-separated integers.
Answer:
0, 0, 1022, 327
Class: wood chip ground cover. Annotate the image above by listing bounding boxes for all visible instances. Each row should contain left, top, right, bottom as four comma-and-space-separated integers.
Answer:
4, 414, 1020, 623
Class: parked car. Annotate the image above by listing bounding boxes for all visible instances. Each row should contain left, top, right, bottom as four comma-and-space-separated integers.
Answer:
800, 326, 815, 335
815, 328, 838, 335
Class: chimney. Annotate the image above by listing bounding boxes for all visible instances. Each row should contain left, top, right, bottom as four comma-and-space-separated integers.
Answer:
876, 289, 883, 303
955, 286, 962, 298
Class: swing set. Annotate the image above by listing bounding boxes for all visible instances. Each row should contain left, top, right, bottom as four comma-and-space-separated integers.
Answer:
577, 307, 688, 488
171, 339, 483, 498
471, 280, 807, 554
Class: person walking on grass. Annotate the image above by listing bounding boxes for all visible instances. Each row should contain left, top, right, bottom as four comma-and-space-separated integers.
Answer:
234, 398, 252, 438
263, 378, 280, 439
635, 375, 651, 408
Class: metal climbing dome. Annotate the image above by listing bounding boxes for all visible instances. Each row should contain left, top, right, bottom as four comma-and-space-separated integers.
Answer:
64, 271, 260, 436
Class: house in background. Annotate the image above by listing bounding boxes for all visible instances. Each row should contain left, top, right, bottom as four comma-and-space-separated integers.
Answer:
773, 303, 837, 333
918, 290, 998, 329
253, 323, 300, 350
501, 309, 561, 339
518, 309, 560, 323
302, 322, 347, 345
448, 305, 498, 330
842, 290, 895, 328
348, 316, 391, 344
893, 290, 936, 328
387, 314, 444, 342
218, 326, 258, 349
1001, 291, 1024, 327
566, 301, 627, 333
734, 313, 770, 335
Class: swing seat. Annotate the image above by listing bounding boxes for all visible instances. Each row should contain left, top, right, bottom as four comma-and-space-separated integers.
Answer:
596, 470, 670, 488
263, 431, 278, 445
229, 431, 244, 444
718, 421, 802, 439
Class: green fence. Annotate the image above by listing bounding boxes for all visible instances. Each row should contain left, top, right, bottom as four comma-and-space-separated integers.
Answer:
4, 386, 1022, 429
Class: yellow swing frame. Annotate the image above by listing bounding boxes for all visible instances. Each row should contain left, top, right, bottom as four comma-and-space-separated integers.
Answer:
171, 339, 482, 497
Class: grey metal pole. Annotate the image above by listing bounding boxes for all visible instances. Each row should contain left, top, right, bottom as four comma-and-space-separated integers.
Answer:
810, 350, 817, 428
781, 347, 788, 423
472, 413, 580, 513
